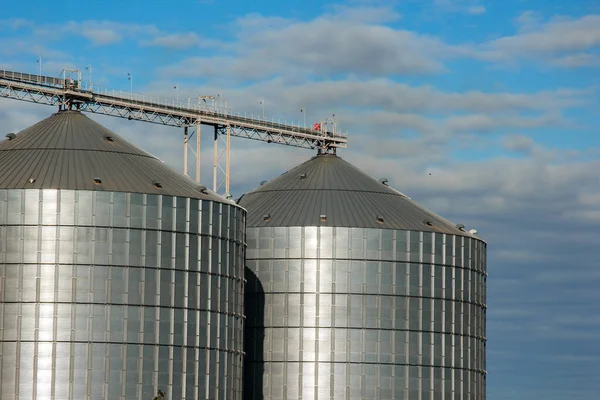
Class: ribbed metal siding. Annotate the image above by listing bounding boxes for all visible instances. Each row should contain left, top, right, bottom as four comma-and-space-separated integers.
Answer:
0, 189, 246, 400
244, 226, 486, 400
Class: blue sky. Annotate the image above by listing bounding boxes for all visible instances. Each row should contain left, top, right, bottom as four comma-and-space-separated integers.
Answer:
1, 0, 600, 399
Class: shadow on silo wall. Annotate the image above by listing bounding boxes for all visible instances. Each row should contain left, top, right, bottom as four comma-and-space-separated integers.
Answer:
243, 267, 265, 400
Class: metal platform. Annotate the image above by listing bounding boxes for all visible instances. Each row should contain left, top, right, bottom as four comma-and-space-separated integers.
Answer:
0, 69, 348, 194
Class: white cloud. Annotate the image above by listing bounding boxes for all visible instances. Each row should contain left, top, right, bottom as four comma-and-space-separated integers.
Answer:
162, 78, 587, 117
0, 38, 71, 59
577, 192, 600, 207
160, 9, 458, 80
63, 21, 160, 46
552, 52, 600, 68
502, 134, 535, 154
478, 14, 600, 65
143, 32, 204, 49
562, 209, 600, 224
444, 113, 562, 133
80, 28, 122, 46
4, 19, 161, 47
514, 10, 544, 32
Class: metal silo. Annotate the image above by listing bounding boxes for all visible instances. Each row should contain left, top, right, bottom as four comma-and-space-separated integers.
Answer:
0, 110, 246, 400
239, 152, 487, 400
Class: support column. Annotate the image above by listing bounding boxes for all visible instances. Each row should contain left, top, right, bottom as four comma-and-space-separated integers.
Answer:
183, 126, 188, 176
226, 124, 231, 195
210, 125, 232, 195
213, 127, 218, 192
195, 121, 201, 183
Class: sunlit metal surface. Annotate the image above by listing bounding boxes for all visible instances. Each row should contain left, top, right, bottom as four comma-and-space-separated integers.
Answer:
244, 226, 487, 399
241, 154, 487, 400
0, 111, 247, 400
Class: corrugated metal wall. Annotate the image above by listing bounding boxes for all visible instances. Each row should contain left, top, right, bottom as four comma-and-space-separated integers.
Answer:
244, 225, 486, 400
0, 189, 246, 400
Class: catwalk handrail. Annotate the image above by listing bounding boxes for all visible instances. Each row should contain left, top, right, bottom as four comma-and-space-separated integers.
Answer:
0, 69, 348, 147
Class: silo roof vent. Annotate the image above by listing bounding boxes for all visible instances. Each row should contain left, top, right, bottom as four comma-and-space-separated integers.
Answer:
263, 213, 271, 222
320, 214, 327, 222
238, 153, 478, 235
153, 182, 163, 189
28, 178, 36, 184
197, 185, 208, 193
456, 224, 466, 231
0, 111, 234, 204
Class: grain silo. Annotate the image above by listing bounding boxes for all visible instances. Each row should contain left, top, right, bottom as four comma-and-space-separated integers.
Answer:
0, 110, 246, 400
239, 151, 487, 400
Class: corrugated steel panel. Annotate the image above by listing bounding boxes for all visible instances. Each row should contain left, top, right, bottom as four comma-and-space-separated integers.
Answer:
0, 110, 229, 203
239, 153, 473, 235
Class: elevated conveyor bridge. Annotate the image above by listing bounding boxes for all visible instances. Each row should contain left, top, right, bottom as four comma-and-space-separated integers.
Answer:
0, 69, 348, 195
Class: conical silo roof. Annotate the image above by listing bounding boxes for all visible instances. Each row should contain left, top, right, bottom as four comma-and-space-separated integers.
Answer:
0, 110, 226, 202
238, 153, 473, 235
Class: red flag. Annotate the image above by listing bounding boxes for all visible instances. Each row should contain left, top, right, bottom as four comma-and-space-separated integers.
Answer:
313, 123, 321, 131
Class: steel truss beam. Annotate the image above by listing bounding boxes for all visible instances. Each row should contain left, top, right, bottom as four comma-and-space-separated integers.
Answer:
0, 83, 63, 107
0, 77, 348, 150
1, 71, 349, 195
221, 124, 329, 149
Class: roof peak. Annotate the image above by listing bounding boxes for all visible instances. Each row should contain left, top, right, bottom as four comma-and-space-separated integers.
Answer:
253, 152, 397, 196
238, 154, 479, 237
55, 109, 83, 114
0, 111, 231, 203
2, 110, 155, 158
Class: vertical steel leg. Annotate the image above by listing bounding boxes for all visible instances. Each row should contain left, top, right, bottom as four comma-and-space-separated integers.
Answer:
213, 127, 218, 192
226, 124, 231, 195
196, 121, 201, 183
183, 126, 188, 176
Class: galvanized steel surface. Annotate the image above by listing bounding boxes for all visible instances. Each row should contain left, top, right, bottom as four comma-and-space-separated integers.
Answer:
0, 189, 246, 400
0, 110, 226, 202
244, 226, 487, 400
238, 154, 472, 234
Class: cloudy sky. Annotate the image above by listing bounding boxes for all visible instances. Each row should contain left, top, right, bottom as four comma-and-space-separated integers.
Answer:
1, 0, 600, 398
